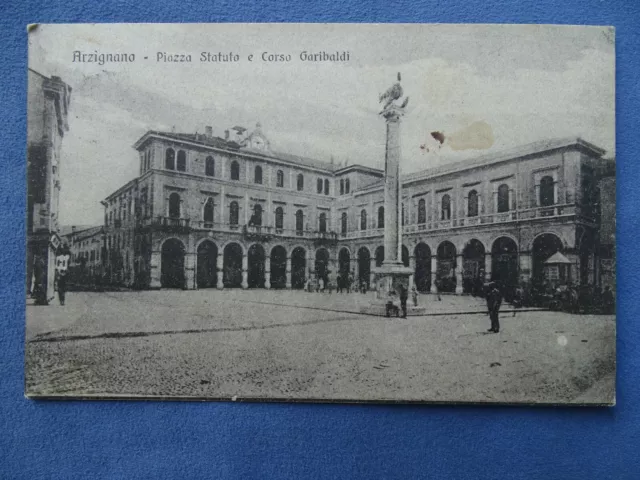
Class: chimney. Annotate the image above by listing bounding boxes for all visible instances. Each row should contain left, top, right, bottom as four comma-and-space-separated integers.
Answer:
205, 126, 213, 138
224, 129, 230, 140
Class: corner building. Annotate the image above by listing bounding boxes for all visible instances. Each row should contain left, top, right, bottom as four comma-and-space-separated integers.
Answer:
102, 124, 613, 294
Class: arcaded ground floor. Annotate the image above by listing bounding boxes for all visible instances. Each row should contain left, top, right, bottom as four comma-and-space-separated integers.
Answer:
25, 290, 615, 404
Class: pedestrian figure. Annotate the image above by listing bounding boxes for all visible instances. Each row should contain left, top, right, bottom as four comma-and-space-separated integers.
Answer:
398, 284, 408, 318
512, 285, 524, 317
347, 272, 354, 293
411, 285, 418, 306
486, 282, 502, 333
435, 279, 442, 301
55, 245, 71, 306
319, 276, 324, 293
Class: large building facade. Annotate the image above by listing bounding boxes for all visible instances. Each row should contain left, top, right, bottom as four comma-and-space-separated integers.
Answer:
102, 123, 614, 295
26, 69, 72, 304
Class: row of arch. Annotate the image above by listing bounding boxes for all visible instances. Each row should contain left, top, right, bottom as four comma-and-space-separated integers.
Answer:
159, 233, 567, 291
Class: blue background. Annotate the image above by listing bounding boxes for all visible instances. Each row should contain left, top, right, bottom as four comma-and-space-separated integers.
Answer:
2, 1, 639, 478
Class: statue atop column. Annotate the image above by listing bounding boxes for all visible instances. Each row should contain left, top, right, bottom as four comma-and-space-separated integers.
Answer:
379, 72, 409, 111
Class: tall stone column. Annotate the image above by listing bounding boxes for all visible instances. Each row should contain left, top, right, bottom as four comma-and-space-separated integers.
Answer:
241, 253, 248, 289
430, 255, 437, 293
484, 252, 492, 282
409, 255, 416, 291
369, 258, 376, 289
184, 252, 196, 290
455, 254, 464, 294
285, 256, 292, 289
265, 256, 271, 289
216, 252, 224, 289
382, 106, 403, 267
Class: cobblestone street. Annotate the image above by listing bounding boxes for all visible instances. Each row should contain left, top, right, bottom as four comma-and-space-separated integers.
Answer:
25, 290, 615, 404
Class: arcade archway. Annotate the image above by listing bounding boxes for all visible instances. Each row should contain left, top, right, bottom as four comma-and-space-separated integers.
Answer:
436, 241, 457, 292
492, 237, 518, 289
161, 238, 185, 289
532, 233, 564, 282
338, 248, 351, 276
247, 244, 265, 288
196, 240, 218, 288
270, 246, 287, 289
357, 247, 371, 288
462, 239, 485, 294
414, 243, 431, 293
315, 248, 330, 283
223, 243, 243, 288
291, 247, 307, 289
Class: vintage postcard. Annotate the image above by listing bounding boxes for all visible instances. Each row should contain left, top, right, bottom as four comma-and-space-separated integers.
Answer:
25, 23, 615, 404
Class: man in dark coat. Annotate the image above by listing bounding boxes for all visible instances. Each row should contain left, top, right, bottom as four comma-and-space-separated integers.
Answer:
486, 282, 502, 333
398, 284, 408, 318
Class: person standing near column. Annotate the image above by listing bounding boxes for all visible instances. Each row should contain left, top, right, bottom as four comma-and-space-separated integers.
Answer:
55, 244, 71, 306
486, 282, 502, 333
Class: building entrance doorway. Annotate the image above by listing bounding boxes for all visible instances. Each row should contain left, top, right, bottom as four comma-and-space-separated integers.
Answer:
196, 240, 218, 288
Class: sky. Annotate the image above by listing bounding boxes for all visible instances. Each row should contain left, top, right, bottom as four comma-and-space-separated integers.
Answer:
28, 23, 615, 226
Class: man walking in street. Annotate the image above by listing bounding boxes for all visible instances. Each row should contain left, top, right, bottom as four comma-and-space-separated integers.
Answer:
55, 244, 71, 306
398, 284, 408, 318
486, 282, 502, 333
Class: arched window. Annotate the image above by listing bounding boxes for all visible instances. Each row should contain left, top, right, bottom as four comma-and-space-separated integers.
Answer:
165, 148, 175, 170
468, 190, 479, 217
324, 179, 329, 195
251, 204, 262, 226
418, 199, 426, 224
319, 212, 327, 232
497, 184, 510, 212
168, 192, 180, 218
276, 170, 284, 187
229, 201, 239, 225
275, 207, 284, 230
341, 212, 348, 234
203, 198, 214, 227
177, 150, 186, 172
254, 165, 263, 184
441, 194, 451, 220
340, 179, 345, 195
297, 174, 304, 191
345, 178, 350, 194
317, 178, 323, 194
360, 209, 367, 230
295, 209, 304, 232
205, 156, 215, 177
230, 161, 240, 181
378, 206, 385, 229
540, 176, 555, 207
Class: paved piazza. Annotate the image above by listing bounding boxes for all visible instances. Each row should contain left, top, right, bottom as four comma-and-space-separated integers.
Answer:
25, 290, 615, 404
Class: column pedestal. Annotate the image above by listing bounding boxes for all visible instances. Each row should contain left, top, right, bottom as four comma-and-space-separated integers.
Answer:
264, 256, 271, 289
360, 262, 426, 316
216, 253, 224, 289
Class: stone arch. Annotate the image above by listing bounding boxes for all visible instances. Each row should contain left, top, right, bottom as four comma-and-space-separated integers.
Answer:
357, 246, 371, 288
223, 242, 244, 288
462, 238, 486, 294
414, 242, 432, 292
270, 245, 287, 289
161, 237, 186, 289
491, 236, 519, 291
247, 243, 266, 288
315, 247, 331, 282
436, 241, 457, 292
338, 247, 351, 277
291, 246, 307, 289
531, 233, 565, 283
196, 239, 218, 288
